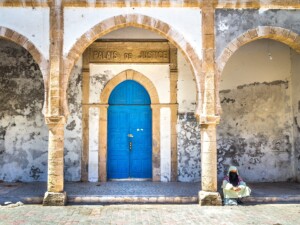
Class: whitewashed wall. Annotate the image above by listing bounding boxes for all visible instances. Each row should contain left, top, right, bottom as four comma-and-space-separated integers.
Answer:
160, 107, 171, 182
64, 7, 202, 59
0, 7, 50, 60
90, 64, 170, 103
177, 50, 197, 112
88, 107, 99, 182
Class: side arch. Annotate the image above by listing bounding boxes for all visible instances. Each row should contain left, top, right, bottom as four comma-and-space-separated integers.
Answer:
216, 26, 300, 114
0, 26, 49, 114
63, 13, 202, 116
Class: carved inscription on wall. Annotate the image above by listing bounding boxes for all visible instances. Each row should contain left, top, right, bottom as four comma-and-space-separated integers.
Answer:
86, 41, 171, 64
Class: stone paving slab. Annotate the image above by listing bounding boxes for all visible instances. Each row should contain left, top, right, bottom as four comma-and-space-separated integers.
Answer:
0, 204, 300, 225
0, 181, 299, 205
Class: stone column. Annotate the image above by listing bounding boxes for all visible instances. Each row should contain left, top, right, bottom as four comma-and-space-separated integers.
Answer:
43, 117, 66, 206
199, 2, 222, 206
81, 67, 90, 181
169, 43, 178, 182
199, 123, 221, 205
43, 0, 66, 206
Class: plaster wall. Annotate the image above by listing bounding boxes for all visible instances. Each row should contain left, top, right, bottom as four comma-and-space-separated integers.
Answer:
177, 51, 197, 112
64, 7, 202, 58
88, 107, 99, 182
0, 39, 47, 182
160, 107, 171, 182
218, 40, 295, 182
0, 7, 49, 60
291, 50, 300, 181
89, 64, 170, 104
216, 9, 300, 58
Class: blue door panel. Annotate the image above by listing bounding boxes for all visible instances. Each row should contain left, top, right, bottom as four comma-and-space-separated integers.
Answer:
108, 81, 152, 179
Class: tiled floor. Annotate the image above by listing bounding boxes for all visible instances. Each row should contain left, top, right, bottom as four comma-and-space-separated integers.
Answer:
0, 181, 300, 204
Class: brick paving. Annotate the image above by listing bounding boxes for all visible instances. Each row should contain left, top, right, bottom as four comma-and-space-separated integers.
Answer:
0, 204, 300, 225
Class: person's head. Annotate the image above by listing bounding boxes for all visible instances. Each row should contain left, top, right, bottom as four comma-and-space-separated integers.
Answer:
227, 166, 239, 176
228, 166, 239, 186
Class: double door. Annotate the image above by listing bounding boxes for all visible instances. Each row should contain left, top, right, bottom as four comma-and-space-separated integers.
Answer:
108, 105, 152, 179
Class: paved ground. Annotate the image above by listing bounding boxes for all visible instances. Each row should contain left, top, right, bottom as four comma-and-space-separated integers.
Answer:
0, 181, 199, 197
0, 204, 300, 225
1, 181, 300, 204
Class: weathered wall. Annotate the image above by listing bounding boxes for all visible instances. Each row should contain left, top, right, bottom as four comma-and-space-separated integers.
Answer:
0, 39, 83, 182
0, 39, 47, 182
215, 9, 300, 58
0, 7, 50, 60
291, 49, 300, 182
177, 113, 201, 182
177, 48, 199, 182
65, 57, 83, 181
218, 39, 295, 182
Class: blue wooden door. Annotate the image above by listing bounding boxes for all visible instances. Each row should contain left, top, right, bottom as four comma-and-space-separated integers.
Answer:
108, 80, 152, 179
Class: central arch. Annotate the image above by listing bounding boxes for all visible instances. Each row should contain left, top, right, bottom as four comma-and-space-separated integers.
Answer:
98, 69, 161, 181
63, 13, 203, 117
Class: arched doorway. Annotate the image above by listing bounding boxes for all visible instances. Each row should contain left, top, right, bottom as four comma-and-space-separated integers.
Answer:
217, 38, 299, 182
107, 80, 152, 179
0, 38, 47, 182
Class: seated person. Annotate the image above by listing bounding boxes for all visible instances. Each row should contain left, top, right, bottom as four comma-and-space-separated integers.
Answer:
222, 166, 251, 205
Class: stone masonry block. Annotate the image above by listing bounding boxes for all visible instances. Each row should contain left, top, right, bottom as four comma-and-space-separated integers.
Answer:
199, 191, 222, 206
43, 192, 67, 206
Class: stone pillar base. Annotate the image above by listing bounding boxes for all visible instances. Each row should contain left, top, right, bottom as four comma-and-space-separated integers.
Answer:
199, 191, 222, 206
43, 192, 67, 206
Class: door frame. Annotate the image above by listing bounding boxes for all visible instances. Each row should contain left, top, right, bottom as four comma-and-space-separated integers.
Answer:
99, 69, 161, 181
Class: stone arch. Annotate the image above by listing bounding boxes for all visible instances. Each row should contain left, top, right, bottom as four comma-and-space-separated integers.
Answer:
97, 69, 161, 181
0, 26, 49, 114
100, 69, 159, 104
216, 26, 300, 114
63, 13, 202, 116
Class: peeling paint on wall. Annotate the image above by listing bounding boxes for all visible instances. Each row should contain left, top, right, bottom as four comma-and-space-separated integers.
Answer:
0, 39, 48, 182
291, 50, 300, 182
217, 81, 294, 182
177, 112, 201, 182
64, 57, 83, 181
